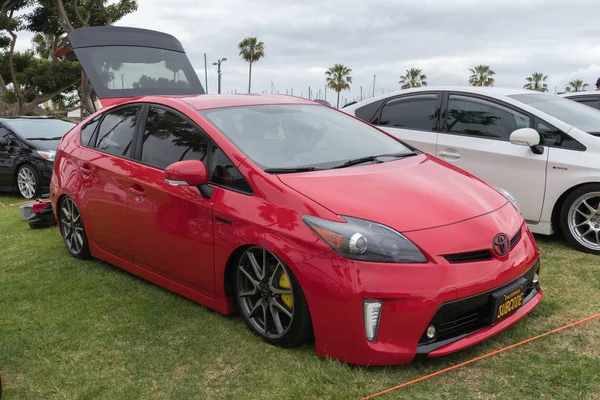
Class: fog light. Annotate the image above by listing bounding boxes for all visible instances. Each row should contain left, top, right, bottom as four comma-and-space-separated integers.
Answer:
533, 272, 539, 284
426, 324, 436, 340
363, 300, 382, 342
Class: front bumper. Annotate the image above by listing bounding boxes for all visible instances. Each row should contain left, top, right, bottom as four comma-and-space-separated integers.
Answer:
293, 206, 541, 366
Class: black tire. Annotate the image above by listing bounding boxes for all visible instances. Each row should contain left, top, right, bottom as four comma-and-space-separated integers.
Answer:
559, 183, 600, 255
59, 196, 91, 259
233, 246, 313, 348
16, 164, 41, 199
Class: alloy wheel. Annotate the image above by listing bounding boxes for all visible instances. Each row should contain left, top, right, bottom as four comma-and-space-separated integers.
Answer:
61, 198, 85, 255
17, 167, 36, 199
236, 247, 294, 339
568, 191, 600, 251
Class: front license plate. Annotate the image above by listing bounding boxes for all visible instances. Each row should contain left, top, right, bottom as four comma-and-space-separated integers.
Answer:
492, 279, 527, 324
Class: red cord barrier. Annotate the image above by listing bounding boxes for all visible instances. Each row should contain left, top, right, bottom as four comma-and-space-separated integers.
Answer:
362, 312, 600, 399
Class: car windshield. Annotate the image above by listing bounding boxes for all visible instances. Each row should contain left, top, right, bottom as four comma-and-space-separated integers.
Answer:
509, 93, 600, 134
200, 104, 414, 170
2, 118, 76, 139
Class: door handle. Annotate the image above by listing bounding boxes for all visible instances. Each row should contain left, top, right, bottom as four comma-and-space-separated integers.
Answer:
438, 150, 461, 159
128, 185, 146, 198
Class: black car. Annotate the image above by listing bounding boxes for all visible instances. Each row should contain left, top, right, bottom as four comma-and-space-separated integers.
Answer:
0, 116, 76, 199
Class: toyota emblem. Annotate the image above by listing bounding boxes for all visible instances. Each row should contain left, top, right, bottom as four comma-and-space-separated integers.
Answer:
492, 233, 509, 256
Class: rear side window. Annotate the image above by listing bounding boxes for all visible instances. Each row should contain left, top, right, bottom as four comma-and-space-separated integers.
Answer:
377, 94, 438, 131
445, 95, 530, 141
80, 116, 100, 147
141, 107, 209, 169
95, 107, 140, 157
354, 99, 385, 123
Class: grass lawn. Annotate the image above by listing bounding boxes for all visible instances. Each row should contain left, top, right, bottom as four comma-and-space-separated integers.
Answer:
1, 193, 599, 399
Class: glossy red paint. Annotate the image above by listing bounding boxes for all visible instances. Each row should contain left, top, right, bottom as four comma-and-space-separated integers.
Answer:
164, 160, 209, 186
50, 94, 542, 366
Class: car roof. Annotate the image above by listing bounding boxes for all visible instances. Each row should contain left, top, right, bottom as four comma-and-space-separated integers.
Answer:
560, 91, 600, 98
0, 116, 67, 120
343, 86, 539, 110
172, 94, 318, 111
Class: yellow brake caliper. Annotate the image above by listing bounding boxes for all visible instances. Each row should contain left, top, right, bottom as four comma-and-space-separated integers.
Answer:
279, 270, 293, 310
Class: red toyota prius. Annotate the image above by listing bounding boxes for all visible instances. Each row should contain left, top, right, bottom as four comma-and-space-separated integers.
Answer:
51, 26, 542, 365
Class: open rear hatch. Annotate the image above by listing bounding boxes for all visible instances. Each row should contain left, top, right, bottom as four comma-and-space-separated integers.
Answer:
57, 26, 205, 107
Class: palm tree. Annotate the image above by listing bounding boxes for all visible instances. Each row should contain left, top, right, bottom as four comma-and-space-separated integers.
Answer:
565, 79, 588, 92
325, 64, 353, 109
238, 37, 265, 94
523, 72, 549, 92
469, 65, 495, 86
31, 33, 62, 61
399, 68, 427, 89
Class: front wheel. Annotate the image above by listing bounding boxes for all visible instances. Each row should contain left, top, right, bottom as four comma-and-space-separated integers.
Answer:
560, 184, 600, 255
59, 196, 91, 259
233, 246, 313, 348
17, 164, 40, 199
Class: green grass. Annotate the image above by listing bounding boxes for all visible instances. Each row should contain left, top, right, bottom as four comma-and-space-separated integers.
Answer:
1, 193, 599, 399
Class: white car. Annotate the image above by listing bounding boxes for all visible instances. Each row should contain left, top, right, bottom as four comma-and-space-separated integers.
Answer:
560, 91, 600, 110
343, 86, 600, 255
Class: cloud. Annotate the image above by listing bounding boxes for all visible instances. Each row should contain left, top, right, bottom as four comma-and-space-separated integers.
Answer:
12, 0, 600, 101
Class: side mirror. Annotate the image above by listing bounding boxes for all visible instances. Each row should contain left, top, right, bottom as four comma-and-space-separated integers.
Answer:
510, 128, 540, 146
0, 138, 7, 147
510, 128, 544, 155
165, 160, 213, 198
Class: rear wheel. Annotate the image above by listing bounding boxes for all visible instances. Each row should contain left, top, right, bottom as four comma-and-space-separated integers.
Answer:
560, 184, 600, 255
17, 164, 40, 199
59, 197, 91, 259
233, 246, 312, 348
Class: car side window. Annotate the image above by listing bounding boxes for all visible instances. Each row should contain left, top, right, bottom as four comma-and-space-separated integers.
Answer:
0, 126, 18, 148
208, 142, 253, 194
445, 95, 530, 141
535, 119, 586, 151
354, 99, 385, 123
141, 107, 209, 169
0, 126, 9, 142
80, 116, 101, 147
95, 107, 140, 157
376, 94, 438, 131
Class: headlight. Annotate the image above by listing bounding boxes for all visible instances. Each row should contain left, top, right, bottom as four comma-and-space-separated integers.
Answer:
302, 215, 427, 263
493, 186, 518, 210
36, 150, 56, 162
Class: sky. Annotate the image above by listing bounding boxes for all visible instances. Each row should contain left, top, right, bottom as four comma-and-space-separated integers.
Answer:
13, 0, 600, 104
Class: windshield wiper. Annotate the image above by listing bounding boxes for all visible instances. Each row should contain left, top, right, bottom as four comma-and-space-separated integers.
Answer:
331, 152, 416, 169
26, 136, 62, 140
264, 166, 324, 174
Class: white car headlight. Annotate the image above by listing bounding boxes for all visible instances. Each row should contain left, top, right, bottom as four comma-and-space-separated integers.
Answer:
494, 186, 519, 211
36, 150, 56, 162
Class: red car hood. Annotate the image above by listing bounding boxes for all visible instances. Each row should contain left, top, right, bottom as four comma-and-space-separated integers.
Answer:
278, 154, 508, 232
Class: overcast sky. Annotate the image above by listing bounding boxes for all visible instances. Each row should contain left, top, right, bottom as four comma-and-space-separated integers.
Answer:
14, 0, 600, 103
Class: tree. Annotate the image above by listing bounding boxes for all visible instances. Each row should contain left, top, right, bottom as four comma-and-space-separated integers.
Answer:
325, 63, 352, 109
469, 65, 495, 87
238, 37, 265, 94
565, 79, 588, 93
523, 72, 549, 92
399, 68, 427, 89
13, 0, 139, 115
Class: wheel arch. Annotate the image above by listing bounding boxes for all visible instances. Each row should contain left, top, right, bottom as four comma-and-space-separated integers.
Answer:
223, 244, 253, 300
551, 181, 600, 233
